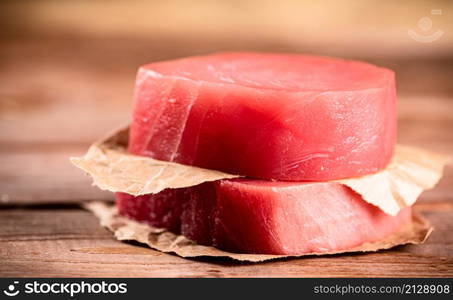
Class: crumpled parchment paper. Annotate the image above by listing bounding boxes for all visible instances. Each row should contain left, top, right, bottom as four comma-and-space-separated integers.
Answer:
71, 126, 450, 216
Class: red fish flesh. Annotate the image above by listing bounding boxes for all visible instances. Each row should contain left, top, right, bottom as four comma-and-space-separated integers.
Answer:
116, 179, 410, 255
129, 52, 397, 181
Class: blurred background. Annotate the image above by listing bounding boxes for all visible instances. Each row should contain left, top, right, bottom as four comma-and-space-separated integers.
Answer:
1, 0, 452, 204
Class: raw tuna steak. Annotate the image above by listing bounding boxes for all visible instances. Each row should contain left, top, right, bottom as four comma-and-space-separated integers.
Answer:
116, 180, 410, 255
129, 52, 397, 181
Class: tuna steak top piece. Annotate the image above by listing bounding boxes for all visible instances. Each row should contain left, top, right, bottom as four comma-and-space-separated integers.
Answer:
117, 179, 411, 255
129, 52, 397, 181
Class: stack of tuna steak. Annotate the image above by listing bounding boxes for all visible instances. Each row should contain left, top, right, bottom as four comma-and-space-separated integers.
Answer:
116, 52, 411, 255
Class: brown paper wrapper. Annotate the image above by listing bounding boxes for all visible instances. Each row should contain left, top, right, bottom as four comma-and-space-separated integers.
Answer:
85, 201, 433, 262
71, 127, 450, 216
70, 127, 239, 196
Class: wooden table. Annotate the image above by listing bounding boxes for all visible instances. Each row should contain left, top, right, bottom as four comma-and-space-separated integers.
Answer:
1, 32, 452, 277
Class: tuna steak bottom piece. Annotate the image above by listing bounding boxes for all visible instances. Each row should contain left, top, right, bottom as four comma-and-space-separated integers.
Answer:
129, 52, 397, 181
116, 179, 410, 255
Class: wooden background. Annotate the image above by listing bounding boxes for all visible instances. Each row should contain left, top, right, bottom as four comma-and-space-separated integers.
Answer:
0, 0, 452, 277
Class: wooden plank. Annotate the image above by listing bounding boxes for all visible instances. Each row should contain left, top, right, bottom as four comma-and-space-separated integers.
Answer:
398, 96, 453, 122
1, 55, 452, 147
0, 139, 451, 205
0, 204, 451, 277
1, 10, 452, 277
1, 38, 452, 150
1, 0, 453, 59
0, 146, 112, 204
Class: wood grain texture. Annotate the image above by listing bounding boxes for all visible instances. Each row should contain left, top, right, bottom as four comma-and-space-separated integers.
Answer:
0, 204, 451, 278
0, 0, 452, 277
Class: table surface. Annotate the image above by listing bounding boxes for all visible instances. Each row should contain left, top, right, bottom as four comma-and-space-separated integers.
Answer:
1, 28, 453, 276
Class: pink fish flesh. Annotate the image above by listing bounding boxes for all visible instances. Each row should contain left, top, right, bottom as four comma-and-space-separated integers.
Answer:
116, 179, 410, 255
129, 52, 397, 181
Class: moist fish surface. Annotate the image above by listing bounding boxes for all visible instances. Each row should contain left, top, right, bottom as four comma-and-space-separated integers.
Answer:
117, 179, 411, 255
129, 52, 397, 181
